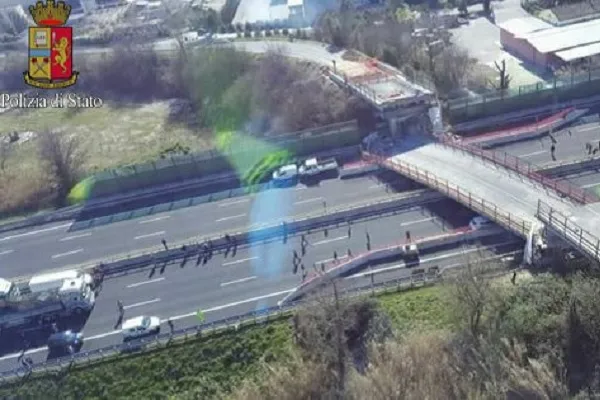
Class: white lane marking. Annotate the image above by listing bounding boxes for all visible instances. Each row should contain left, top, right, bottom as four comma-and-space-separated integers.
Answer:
519, 150, 545, 157
294, 197, 323, 205
139, 215, 171, 224
59, 232, 92, 241
223, 257, 257, 266
221, 276, 257, 287
123, 298, 161, 310
316, 254, 349, 264
216, 214, 246, 222
134, 231, 165, 240
578, 125, 598, 132
126, 277, 165, 288
400, 217, 435, 227
582, 182, 600, 189
295, 186, 307, 190
51, 248, 83, 259
0, 288, 296, 361
0, 223, 71, 243
312, 236, 347, 246
218, 199, 249, 207
368, 184, 382, 189
0, 249, 13, 256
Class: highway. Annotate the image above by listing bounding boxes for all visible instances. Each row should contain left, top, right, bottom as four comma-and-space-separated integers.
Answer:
493, 121, 600, 165
0, 211, 518, 374
0, 173, 420, 279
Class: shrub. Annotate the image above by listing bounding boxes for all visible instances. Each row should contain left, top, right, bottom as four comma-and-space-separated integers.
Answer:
265, 29, 272, 37
282, 28, 289, 35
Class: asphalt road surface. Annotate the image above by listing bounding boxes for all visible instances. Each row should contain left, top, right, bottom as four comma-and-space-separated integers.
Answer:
494, 121, 600, 165
0, 174, 419, 279
0, 215, 517, 374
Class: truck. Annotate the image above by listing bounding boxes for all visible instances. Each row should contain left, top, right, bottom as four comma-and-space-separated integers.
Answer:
272, 157, 339, 185
0, 269, 95, 335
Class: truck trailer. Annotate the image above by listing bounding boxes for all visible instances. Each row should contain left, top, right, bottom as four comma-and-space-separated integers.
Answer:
0, 269, 95, 334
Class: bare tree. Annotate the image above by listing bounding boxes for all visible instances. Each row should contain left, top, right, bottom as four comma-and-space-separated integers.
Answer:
38, 131, 86, 206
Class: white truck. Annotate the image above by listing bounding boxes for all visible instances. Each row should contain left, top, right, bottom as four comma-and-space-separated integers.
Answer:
0, 269, 95, 334
272, 157, 339, 185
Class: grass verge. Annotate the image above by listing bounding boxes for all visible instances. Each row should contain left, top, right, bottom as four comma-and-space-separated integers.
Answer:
0, 286, 448, 399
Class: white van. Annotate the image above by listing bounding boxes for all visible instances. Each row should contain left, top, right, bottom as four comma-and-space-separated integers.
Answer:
469, 216, 492, 230
121, 315, 160, 341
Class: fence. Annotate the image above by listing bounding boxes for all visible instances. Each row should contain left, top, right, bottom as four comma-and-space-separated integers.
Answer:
536, 200, 600, 263
0, 272, 441, 383
444, 67, 600, 122
88, 120, 361, 199
441, 139, 598, 204
362, 151, 532, 238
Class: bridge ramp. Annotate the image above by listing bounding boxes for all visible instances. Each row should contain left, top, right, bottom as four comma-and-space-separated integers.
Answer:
387, 143, 575, 228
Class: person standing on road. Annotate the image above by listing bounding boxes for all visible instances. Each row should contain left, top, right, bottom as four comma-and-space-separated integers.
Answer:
168, 319, 174, 334
550, 144, 556, 161
161, 239, 168, 250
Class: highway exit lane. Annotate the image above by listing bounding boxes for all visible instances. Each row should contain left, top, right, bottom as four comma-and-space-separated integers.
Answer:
0, 174, 418, 279
0, 229, 516, 374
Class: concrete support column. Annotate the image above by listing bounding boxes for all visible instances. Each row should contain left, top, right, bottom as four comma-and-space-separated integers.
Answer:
388, 116, 400, 136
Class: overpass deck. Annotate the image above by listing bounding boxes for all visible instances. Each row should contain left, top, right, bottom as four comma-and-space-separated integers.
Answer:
364, 138, 600, 261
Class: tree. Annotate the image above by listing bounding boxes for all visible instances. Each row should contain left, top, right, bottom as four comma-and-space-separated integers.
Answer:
38, 131, 86, 206
491, 59, 511, 91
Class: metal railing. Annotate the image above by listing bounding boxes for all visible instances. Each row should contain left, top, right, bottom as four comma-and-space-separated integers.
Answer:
441, 139, 597, 204
362, 151, 532, 238
537, 200, 600, 263
0, 272, 441, 383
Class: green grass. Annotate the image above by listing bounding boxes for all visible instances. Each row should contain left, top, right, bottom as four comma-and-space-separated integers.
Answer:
378, 286, 452, 334
0, 287, 450, 400
0, 321, 293, 400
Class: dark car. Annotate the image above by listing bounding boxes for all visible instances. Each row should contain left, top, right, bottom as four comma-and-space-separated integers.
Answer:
47, 330, 84, 356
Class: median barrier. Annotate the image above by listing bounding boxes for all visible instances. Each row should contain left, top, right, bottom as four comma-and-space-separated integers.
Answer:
83, 190, 446, 278
0, 271, 444, 383
536, 155, 600, 177
280, 226, 509, 303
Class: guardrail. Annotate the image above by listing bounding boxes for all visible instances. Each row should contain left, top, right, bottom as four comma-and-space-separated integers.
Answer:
362, 151, 532, 238
0, 272, 442, 383
440, 139, 597, 204
536, 200, 600, 263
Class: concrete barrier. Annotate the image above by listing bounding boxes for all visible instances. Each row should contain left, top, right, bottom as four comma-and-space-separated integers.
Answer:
280, 226, 508, 303
463, 108, 583, 148
536, 155, 600, 176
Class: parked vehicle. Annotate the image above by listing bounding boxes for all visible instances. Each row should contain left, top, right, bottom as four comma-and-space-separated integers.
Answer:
47, 330, 84, 356
0, 270, 95, 335
122, 315, 161, 341
272, 157, 339, 185
469, 216, 493, 230
400, 243, 419, 263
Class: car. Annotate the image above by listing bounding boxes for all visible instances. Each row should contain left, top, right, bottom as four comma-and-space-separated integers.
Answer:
469, 216, 492, 230
121, 315, 161, 341
47, 330, 84, 355
272, 164, 299, 186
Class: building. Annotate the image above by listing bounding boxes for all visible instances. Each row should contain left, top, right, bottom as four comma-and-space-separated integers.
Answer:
288, 0, 304, 20
499, 17, 600, 70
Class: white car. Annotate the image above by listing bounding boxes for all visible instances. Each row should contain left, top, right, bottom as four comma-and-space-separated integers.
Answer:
469, 216, 492, 230
121, 315, 161, 341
